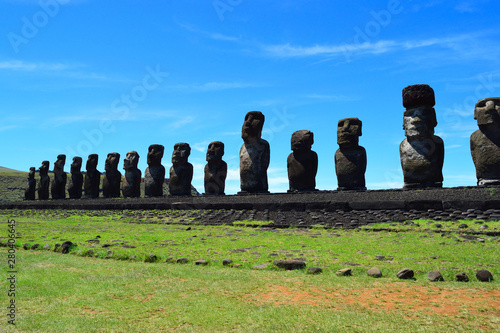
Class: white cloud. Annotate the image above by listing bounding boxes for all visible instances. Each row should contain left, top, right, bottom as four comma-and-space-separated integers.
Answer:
0, 60, 70, 71
171, 116, 195, 128
175, 20, 240, 42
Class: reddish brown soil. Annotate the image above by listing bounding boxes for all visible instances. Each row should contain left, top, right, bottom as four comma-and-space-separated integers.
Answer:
245, 282, 500, 318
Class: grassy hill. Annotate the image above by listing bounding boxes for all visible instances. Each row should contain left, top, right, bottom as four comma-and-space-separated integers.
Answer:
0, 166, 199, 202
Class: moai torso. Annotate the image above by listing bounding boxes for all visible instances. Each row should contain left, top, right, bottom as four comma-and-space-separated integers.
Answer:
335, 118, 367, 190
145, 144, 165, 197
25, 167, 36, 200
103, 152, 121, 198
169, 143, 193, 196
68, 157, 83, 199
239, 111, 270, 193
84, 154, 101, 198
38, 161, 50, 200
470, 97, 500, 185
204, 141, 227, 195
122, 151, 142, 198
51, 154, 67, 199
399, 84, 444, 188
287, 130, 318, 192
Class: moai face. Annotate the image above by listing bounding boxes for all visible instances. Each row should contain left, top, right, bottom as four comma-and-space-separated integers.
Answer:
337, 118, 362, 146
86, 154, 98, 171
54, 154, 66, 172
475, 97, 500, 127
172, 143, 191, 165
403, 107, 437, 138
242, 111, 265, 142
40, 161, 49, 176
105, 152, 120, 172
124, 151, 139, 170
71, 157, 82, 174
291, 130, 314, 153
206, 141, 224, 162
147, 144, 164, 166
28, 167, 35, 179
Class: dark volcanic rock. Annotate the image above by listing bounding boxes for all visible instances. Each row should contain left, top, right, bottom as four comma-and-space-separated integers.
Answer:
476, 270, 494, 282
176, 257, 188, 264
455, 272, 469, 282
427, 270, 444, 282
367, 267, 382, 278
195, 259, 208, 266
336, 268, 352, 276
222, 259, 233, 266
273, 259, 306, 270
397, 268, 414, 279
307, 267, 323, 274
60, 241, 73, 254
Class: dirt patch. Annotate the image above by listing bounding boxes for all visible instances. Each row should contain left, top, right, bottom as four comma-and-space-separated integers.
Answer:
245, 283, 500, 317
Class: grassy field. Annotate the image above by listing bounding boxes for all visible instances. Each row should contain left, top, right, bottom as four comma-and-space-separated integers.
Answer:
1, 209, 499, 332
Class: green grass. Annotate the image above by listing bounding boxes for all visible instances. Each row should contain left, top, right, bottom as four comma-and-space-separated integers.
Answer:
0, 209, 499, 332
232, 220, 274, 227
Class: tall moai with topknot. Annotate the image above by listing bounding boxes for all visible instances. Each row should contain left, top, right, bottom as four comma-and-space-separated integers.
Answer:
24, 167, 36, 200
145, 144, 165, 197
470, 97, 500, 185
400, 84, 444, 188
335, 118, 367, 190
51, 154, 67, 199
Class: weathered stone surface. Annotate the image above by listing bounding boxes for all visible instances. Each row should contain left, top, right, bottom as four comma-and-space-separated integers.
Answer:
204, 141, 227, 195
476, 269, 494, 282
145, 253, 158, 262
169, 143, 193, 196
306, 267, 323, 274
427, 270, 444, 282
68, 157, 83, 199
397, 268, 414, 279
222, 259, 233, 266
103, 152, 121, 198
240, 111, 270, 193
458, 223, 468, 229
455, 272, 469, 282
400, 84, 444, 189
471, 97, 500, 186
84, 154, 101, 198
367, 267, 382, 278
195, 259, 208, 266
51, 154, 67, 200
145, 144, 165, 197
336, 268, 352, 276
273, 259, 306, 270
287, 130, 318, 192
252, 264, 268, 270
31, 243, 39, 250
25, 167, 36, 200
335, 118, 367, 190
60, 241, 73, 254
122, 151, 141, 198
23, 243, 30, 250
176, 257, 188, 264
43, 244, 50, 250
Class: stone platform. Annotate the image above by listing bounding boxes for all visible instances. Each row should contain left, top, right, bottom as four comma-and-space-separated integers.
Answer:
2, 186, 499, 228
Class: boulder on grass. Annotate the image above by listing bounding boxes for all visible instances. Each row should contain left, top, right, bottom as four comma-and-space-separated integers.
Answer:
336, 268, 352, 276
397, 268, 414, 279
476, 270, 494, 282
273, 259, 306, 270
427, 270, 444, 282
367, 267, 382, 278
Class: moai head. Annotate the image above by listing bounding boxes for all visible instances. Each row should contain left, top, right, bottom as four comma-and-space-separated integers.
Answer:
242, 111, 265, 142
172, 143, 191, 165
40, 161, 49, 176
86, 154, 99, 171
206, 141, 224, 162
71, 157, 82, 174
28, 167, 35, 180
337, 118, 362, 147
105, 152, 120, 173
291, 130, 314, 153
54, 154, 66, 172
402, 84, 437, 138
124, 151, 140, 171
147, 144, 164, 166
474, 97, 500, 128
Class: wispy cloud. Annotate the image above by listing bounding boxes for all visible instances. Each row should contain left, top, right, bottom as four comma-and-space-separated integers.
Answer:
175, 20, 240, 42
0, 125, 17, 132
172, 116, 195, 128
166, 81, 264, 92
0, 60, 70, 71
303, 94, 360, 102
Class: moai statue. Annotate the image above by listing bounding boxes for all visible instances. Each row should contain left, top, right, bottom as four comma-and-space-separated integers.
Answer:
470, 97, 500, 185
68, 157, 83, 199
38, 161, 50, 200
204, 141, 227, 195
287, 130, 318, 192
102, 152, 121, 198
122, 151, 142, 198
145, 144, 165, 197
51, 154, 67, 199
24, 167, 36, 200
84, 154, 101, 198
169, 143, 193, 196
335, 118, 367, 190
239, 111, 270, 193
400, 84, 444, 188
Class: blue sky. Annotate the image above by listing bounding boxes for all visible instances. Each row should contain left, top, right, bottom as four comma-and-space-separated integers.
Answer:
1, 0, 500, 194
